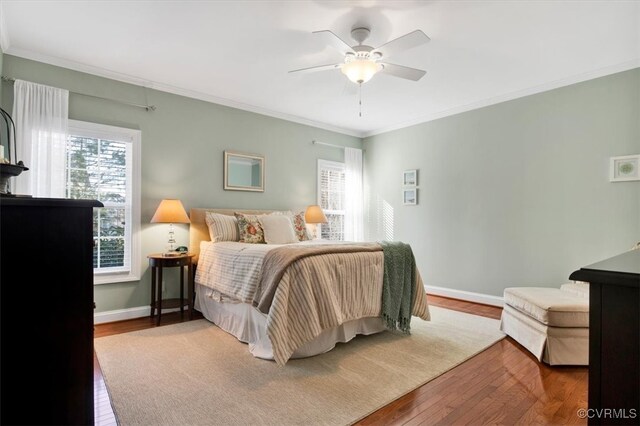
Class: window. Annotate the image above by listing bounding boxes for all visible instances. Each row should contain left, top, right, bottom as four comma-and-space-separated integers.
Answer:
67, 120, 141, 284
317, 159, 345, 241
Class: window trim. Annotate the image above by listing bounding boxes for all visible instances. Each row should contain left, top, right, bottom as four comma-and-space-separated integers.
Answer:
68, 119, 141, 285
317, 159, 346, 240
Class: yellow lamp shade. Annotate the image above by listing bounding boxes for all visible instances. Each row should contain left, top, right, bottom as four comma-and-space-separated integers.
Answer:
151, 199, 190, 224
304, 205, 328, 224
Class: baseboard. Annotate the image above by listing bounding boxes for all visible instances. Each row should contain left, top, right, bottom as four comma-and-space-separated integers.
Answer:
94, 305, 182, 324
425, 285, 504, 307
95, 287, 502, 324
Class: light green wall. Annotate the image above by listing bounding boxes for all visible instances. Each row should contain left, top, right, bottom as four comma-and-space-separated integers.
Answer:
364, 68, 640, 297
1, 54, 361, 312
3, 52, 637, 308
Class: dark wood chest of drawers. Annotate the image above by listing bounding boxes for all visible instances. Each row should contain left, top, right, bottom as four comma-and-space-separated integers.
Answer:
570, 250, 640, 425
1, 197, 102, 425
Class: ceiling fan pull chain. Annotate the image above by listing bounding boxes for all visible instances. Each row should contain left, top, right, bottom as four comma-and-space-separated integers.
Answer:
359, 83, 362, 117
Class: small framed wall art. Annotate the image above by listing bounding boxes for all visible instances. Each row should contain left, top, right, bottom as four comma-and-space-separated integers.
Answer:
610, 154, 640, 182
403, 188, 417, 205
403, 169, 418, 186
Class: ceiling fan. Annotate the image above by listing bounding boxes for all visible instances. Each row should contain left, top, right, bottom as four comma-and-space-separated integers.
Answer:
289, 27, 430, 85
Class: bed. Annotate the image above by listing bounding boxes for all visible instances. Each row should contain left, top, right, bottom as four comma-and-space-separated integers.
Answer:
190, 208, 430, 365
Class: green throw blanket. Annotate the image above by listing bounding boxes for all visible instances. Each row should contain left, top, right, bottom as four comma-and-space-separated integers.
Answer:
380, 241, 416, 334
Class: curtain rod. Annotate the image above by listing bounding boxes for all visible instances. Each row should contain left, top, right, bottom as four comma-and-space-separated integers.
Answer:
312, 140, 344, 149
312, 140, 365, 152
1, 76, 156, 111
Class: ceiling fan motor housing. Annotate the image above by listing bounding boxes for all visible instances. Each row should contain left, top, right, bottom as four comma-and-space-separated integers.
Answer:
351, 27, 371, 44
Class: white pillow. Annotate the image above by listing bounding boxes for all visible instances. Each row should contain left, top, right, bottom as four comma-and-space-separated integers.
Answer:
205, 212, 239, 242
258, 215, 298, 244
270, 210, 310, 241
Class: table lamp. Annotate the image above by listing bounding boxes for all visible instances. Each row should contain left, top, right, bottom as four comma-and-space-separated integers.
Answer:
151, 199, 190, 256
304, 205, 328, 240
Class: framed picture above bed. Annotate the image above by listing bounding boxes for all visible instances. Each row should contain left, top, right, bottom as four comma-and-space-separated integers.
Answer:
224, 151, 265, 192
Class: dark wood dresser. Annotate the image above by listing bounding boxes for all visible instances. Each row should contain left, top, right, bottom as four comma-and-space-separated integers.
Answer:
1, 197, 103, 425
570, 250, 640, 425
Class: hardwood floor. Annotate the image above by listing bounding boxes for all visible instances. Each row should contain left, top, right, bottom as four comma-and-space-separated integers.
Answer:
93, 296, 587, 425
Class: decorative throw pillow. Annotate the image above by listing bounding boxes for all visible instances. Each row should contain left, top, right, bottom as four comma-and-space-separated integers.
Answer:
258, 215, 298, 244
234, 212, 265, 244
205, 212, 239, 243
291, 211, 310, 241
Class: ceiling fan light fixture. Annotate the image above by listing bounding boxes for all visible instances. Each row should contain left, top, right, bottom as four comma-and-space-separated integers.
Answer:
341, 59, 382, 84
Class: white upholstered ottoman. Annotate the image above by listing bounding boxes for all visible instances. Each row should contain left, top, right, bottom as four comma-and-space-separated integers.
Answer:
500, 283, 589, 366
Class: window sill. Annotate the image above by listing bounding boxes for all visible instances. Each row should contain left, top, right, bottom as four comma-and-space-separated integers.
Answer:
94, 274, 140, 285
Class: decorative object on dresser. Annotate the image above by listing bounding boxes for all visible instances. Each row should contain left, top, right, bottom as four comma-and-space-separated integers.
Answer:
224, 150, 264, 192
609, 154, 640, 182
304, 204, 328, 239
0, 197, 103, 425
570, 250, 640, 425
151, 199, 191, 256
0, 106, 29, 195
147, 252, 195, 325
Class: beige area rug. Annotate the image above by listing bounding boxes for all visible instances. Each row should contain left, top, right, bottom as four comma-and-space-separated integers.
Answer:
95, 306, 504, 425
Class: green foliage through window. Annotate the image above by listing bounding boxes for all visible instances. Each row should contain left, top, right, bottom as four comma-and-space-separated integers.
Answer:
67, 136, 129, 270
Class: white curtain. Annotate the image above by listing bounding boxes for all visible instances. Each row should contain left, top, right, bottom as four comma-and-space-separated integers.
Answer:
344, 147, 364, 241
13, 80, 69, 197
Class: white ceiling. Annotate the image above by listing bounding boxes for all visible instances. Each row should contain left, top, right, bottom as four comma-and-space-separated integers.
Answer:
1, 1, 638, 137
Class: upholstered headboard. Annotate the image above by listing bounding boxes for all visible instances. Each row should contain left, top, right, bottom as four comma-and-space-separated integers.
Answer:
189, 208, 276, 263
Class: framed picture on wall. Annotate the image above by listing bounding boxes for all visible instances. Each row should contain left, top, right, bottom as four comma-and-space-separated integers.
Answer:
403, 188, 417, 205
224, 151, 265, 191
610, 154, 640, 182
403, 169, 417, 186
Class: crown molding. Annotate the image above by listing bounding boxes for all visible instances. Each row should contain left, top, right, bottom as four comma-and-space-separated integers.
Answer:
362, 59, 640, 138
4, 45, 638, 141
3, 46, 364, 138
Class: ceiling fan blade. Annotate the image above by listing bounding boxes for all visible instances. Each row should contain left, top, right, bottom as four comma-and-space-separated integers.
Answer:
312, 30, 356, 55
372, 30, 430, 60
379, 63, 427, 81
288, 63, 342, 74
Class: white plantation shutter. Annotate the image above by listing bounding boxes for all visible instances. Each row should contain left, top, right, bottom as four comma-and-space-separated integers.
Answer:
66, 120, 140, 284
318, 159, 346, 241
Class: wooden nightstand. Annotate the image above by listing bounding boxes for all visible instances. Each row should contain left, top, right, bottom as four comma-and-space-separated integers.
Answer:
148, 253, 196, 325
